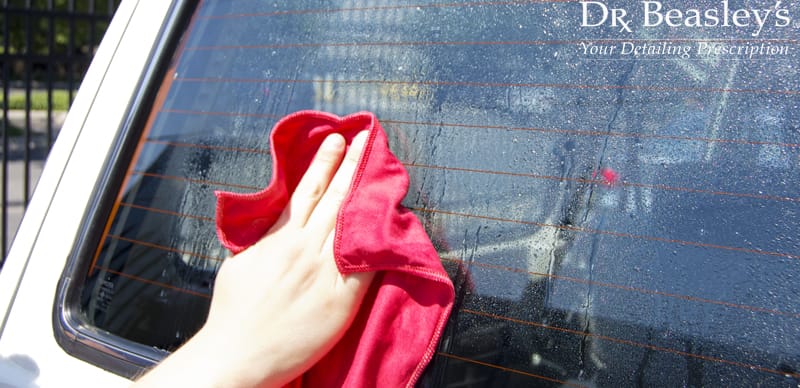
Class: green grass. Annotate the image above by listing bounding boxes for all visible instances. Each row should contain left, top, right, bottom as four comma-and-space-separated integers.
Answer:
0, 90, 72, 111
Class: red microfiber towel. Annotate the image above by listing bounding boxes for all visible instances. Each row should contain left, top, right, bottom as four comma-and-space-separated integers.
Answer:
214, 110, 455, 387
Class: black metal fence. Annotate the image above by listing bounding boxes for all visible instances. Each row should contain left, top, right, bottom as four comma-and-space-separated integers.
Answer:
1, 0, 121, 263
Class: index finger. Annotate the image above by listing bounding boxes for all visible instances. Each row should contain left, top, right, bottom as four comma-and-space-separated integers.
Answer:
305, 130, 369, 237
276, 133, 346, 229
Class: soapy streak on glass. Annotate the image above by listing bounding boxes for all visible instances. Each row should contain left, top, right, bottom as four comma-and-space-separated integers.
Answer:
80, 0, 800, 385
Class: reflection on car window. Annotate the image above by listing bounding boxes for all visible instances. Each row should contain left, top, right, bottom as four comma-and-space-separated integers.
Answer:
78, 0, 799, 385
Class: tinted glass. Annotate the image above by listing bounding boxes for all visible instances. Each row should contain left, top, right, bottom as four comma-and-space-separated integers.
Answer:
79, 0, 800, 385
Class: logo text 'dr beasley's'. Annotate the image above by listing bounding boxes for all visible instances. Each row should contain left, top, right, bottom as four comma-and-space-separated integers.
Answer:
581, 1, 791, 37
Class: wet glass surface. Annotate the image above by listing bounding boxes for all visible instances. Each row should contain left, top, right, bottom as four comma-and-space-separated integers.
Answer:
80, 0, 799, 386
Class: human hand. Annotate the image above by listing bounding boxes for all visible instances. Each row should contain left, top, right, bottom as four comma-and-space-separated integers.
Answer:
135, 131, 375, 388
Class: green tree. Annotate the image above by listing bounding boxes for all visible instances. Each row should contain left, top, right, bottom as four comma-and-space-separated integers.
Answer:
1, 0, 118, 81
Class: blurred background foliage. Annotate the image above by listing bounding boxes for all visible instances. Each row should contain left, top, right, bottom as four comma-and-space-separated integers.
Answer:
1, 0, 119, 83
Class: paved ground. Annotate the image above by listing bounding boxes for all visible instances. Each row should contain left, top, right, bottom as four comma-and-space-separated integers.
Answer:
2, 110, 66, 254
4, 160, 44, 252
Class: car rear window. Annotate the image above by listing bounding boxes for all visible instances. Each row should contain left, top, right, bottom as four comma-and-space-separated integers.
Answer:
67, 0, 799, 385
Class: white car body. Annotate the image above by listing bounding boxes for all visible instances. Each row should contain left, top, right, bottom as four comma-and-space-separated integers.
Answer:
0, 1, 171, 385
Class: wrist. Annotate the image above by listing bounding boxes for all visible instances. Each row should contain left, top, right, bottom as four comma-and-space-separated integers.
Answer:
134, 326, 275, 388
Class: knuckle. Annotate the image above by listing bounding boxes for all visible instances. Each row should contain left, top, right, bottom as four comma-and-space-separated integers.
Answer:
328, 183, 349, 202
344, 149, 362, 164
302, 182, 326, 201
